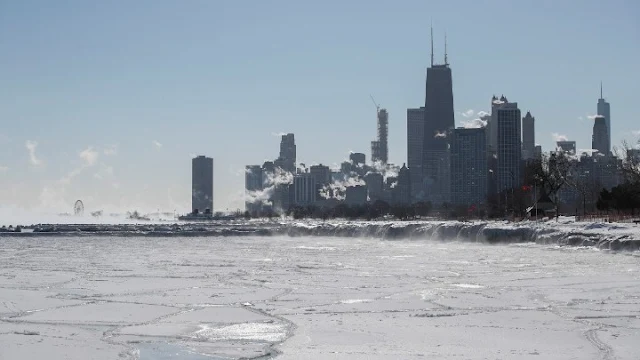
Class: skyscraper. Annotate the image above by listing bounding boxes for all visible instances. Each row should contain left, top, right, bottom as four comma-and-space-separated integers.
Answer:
450, 127, 488, 206
293, 173, 316, 206
407, 107, 425, 201
192, 155, 214, 213
521, 111, 535, 160
371, 108, 389, 164
349, 152, 366, 166
245, 165, 263, 213
597, 83, 611, 154
422, 28, 454, 205
496, 102, 522, 192
394, 164, 411, 205
277, 133, 296, 172
487, 95, 508, 152
309, 164, 331, 187
592, 115, 609, 156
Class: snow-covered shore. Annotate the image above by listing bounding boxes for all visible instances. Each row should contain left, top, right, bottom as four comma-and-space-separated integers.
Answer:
3, 218, 639, 251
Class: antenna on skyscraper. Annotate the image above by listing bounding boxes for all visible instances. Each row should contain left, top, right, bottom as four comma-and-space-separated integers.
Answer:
444, 32, 448, 66
430, 22, 434, 67
600, 81, 603, 99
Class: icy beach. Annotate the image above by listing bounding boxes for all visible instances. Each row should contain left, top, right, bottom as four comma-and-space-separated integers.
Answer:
1, 221, 639, 359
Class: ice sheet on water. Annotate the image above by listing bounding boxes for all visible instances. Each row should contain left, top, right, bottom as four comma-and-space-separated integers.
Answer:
193, 322, 288, 342
452, 283, 484, 289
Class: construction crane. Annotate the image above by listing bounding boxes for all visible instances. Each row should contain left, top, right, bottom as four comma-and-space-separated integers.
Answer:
369, 95, 380, 113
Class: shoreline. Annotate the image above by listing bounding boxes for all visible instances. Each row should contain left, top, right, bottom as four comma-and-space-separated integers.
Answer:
1, 219, 639, 251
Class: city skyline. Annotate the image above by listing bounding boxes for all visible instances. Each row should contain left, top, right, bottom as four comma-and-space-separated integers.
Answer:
1, 1, 639, 213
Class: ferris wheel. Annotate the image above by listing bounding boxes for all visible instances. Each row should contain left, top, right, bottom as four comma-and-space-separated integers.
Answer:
74, 200, 84, 216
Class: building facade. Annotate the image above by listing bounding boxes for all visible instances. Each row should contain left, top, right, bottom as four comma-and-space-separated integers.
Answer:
364, 172, 384, 202
496, 102, 522, 192
277, 133, 296, 172
345, 185, 368, 205
393, 164, 411, 205
422, 62, 454, 205
407, 107, 425, 202
597, 84, 611, 154
592, 115, 609, 156
521, 111, 535, 160
245, 165, 263, 213
450, 127, 488, 206
192, 155, 214, 213
309, 164, 331, 187
349, 152, 366, 166
293, 173, 316, 206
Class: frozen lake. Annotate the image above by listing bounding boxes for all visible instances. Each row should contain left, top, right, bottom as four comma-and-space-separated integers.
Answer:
1, 235, 639, 359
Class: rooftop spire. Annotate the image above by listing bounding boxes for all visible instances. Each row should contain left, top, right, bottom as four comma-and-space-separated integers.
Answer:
444, 32, 448, 65
600, 81, 603, 99
430, 22, 434, 67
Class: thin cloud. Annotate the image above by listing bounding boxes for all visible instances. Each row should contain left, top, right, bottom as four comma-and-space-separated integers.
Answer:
79, 147, 99, 166
60, 167, 84, 185
25, 140, 42, 166
103, 144, 118, 156
153, 140, 163, 149
632, 130, 640, 136
0, 165, 8, 172
94, 164, 114, 179
587, 114, 598, 120
461, 109, 475, 118
551, 133, 568, 142
271, 132, 287, 137
460, 118, 488, 129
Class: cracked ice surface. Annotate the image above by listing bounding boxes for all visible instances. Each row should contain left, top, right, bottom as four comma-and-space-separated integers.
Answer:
1, 236, 639, 359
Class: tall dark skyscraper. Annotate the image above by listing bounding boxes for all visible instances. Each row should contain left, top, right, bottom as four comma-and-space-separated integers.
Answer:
496, 102, 522, 192
521, 111, 535, 160
276, 133, 296, 172
592, 115, 609, 155
422, 28, 454, 204
407, 107, 425, 201
192, 155, 214, 213
597, 83, 611, 154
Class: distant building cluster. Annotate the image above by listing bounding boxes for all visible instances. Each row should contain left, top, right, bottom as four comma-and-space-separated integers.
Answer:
401, 28, 619, 214
238, 27, 621, 216
244, 132, 411, 215
222, 27, 622, 216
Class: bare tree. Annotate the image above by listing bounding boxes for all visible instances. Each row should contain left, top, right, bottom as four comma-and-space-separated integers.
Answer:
525, 152, 574, 218
614, 140, 640, 184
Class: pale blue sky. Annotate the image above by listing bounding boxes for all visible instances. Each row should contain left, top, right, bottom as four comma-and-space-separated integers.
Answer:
1, 0, 639, 213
